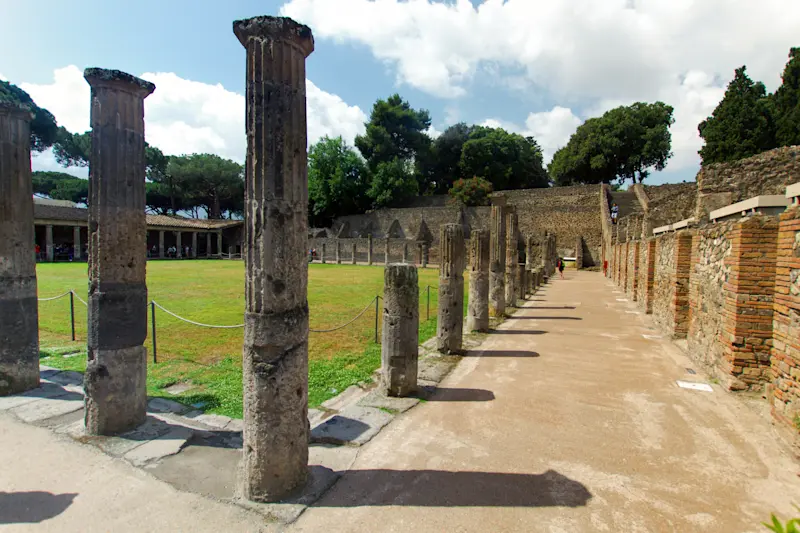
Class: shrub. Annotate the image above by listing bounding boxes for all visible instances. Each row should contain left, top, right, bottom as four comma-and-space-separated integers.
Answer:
448, 176, 493, 206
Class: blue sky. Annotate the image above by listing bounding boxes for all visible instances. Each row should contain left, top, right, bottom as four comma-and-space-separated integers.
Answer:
2, 0, 799, 186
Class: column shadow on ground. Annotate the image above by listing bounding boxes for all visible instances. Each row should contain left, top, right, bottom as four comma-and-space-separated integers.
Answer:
464, 350, 540, 358
311, 468, 592, 508
510, 316, 582, 321
415, 386, 495, 402
0, 492, 77, 524
488, 329, 547, 335
525, 306, 577, 310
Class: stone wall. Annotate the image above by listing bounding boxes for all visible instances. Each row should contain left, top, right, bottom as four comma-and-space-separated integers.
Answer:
308, 237, 436, 265
640, 239, 656, 313
626, 241, 639, 301
643, 182, 698, 233
331, 185, 602, 267
651, 232, 692, 337
696, 146, 800, 219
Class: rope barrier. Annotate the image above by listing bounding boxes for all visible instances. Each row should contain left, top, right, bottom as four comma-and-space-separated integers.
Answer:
309, 296, 377, 333
151, 301, 245, 329
37, 291, 72, 302
71, 291, 88, 307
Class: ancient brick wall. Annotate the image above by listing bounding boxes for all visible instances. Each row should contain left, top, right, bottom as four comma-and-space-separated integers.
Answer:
640, 239, 656, 313
771, 205, 800, 447
642, 182, 698, 233
626, 241, 639, 301
652, 232, 692, 336
637, 240, 648, 307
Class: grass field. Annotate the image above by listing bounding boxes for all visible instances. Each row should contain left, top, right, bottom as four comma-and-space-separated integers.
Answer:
36, 260, 461, 418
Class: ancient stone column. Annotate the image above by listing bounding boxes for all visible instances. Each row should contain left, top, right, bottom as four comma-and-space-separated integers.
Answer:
73, 226, 82, 260
384, 237, 390, 264
575, 236, 583, 269
0, 103, 40, 396
159, 231, 165, 258
437, 224, 465, 354
351, 241, 357, 264
192, 232, 198, 258
336, 239, 342, 264
489, 196, 506, 317
504, 208, 518, 308
367, 234, 373, 265
83, 68, 154, 435
466, 228, 490, 332
45, 224, 54, 262
205, 232, 211, 258
381, 264, 418, 397
217, 231, 223, 257
321, 242, 327, 264
235, 15, 314, 503
422, 243, 429, 268
417, 242, 423, 265
402, 242, 409, 264
517, 263, 526, 300
176, 232, 182, 258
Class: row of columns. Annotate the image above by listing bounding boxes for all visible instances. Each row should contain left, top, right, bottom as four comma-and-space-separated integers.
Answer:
319, 237, 430, 267
154, 229, 222, 259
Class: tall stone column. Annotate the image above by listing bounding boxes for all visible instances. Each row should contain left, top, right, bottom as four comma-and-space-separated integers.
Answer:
367, 234, 373, 265
45, 224, 54, 262
74, 226, 82, 260
505, 208, 518, 307
83, 68, 154, 435
176, 232, 182, 258
525, 234, 534, 293
417, 242, 423, 265
382, 264, 418, 397
402, 242, 409, 264
159, 231, 165, 258
351, 241, 357, 264
0, 103, 39, 395
206, 232, 211, 258
422, 243, 429, 268
235, 15, 314, 503
489, 196, 506, 317
384, 237, 390, 264
321, 243, 326, 264
217, 231, 223, 257
192, 232, 198, 258
466, 229, 490, 332
517, 263, 526, 300
336, 239, 341, 264
437, 224, 465, 354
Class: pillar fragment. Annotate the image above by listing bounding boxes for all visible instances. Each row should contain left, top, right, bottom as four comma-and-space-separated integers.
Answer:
217, 231, 223, 257
74, 226, 82, 260
83, 68, 154, 435
517, 263, 526, 300
159, 231, 165, 258
0, 103, 39, 395
437, 224, 465, 354
351, 241, 357, 264
489, 196, 506, 317
336, 239, 342, 264
384, 237, 390, 264
192, 232, 198, 258
235, 16, 313, 502
381, 264, 419, 396
504, 208, 518, 307
205, 232, 211, 258
402, 242, 409, 264
321, 243, 326, 263
176, 232, 182, 258
367, 234, 373, 265
422, 243, 429, 268
46, 224, 54, 262
467, 229, 490, 332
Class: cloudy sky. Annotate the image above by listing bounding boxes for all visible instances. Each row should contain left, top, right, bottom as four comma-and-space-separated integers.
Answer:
2, 0, 798, 185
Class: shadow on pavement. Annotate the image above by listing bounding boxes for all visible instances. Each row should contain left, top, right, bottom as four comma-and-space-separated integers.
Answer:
464, 350, 540, 358
511, 316, 581, 321
0, 491, 77, 524
416, 387, 495, 402
489, 329, 547, 335
313, 468, 592, 508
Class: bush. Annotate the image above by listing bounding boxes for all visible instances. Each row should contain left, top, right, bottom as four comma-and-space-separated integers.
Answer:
448, 176, 493, 206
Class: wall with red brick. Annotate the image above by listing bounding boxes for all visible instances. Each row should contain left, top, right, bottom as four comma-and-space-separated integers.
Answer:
626, 241, 639, 301
638, 239, 655, 312
771, 206, 800, 449
652, 231, 693, 337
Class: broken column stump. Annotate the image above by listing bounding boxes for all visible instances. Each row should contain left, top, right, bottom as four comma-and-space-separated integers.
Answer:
466, 229, 490, 332
437, 224, 465, 354
382, 264, 419, 397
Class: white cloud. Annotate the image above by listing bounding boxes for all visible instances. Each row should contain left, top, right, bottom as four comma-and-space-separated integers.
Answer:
20, 65, 366, 173
481, 106, 582, 163
281, 0, 800, 173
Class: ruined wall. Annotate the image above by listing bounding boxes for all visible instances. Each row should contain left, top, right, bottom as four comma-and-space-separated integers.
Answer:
643, 182, 698, 232
640, 239, 656, 313
637, 239, 649, 307
652, 233, 677, 334
696, 146, 800, 219
308, 237, 439, 265
626, 241, 638, 300
331, 185, 602, 267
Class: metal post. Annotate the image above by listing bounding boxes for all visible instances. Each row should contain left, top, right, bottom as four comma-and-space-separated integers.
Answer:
150, 301, 157, 364
426, 285, 431, 321
69, 291, 75, 341
374, 296, 379, 344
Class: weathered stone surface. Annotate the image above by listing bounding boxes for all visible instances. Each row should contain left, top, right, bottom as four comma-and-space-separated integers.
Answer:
0, 104, 39, 396
310, 405, 393, 446
381, 264, 419, 396
467, 229, 490, 332
422, 243, 429, 268
321, 243, 326, 263
517, 263, 526, 300
82, 68, 154, 435
505, 209, 518, 307
367, 234, 373, 265
10, 390, 83, 423
489, 196, 507, 317
320, 385, 367, 411
384, 237, 390, 264
124, 425, 193, 466
336, 240, 342, 264
437, 224, 465, 354
418, 355, 458, 383
358, 389, 420, 413
235, 15, 314, 503
351, 241, 357, 264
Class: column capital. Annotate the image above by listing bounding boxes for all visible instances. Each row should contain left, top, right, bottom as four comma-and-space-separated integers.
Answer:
83, 68, 155, 98
233, 16, 314, 57
0, 102, 33, 121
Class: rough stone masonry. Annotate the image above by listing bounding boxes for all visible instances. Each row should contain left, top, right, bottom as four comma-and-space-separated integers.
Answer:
489, 196, 507, 317
467, 228, 490, 332
437, 224, 465, 353
0, 103, 39, 396
382, 264, 419, 396
505, 207, 518, 307
234, 15, 314, 503
83, 68, 154, 436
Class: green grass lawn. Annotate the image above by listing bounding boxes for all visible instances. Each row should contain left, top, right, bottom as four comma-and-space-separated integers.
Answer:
37, 260, 461, 418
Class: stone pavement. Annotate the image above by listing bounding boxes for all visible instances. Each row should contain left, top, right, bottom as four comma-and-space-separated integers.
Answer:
291, 271, 800, 532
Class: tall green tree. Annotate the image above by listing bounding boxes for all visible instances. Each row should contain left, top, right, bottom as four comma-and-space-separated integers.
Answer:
308, 136, 370, 227
698, 67, 774, 164
368, 158, 419, 208
166, 154, 243, 219
0, 81, 59, 152
32, 171, 89, 204
771, 47, 800, 148
460, 127, 549, 190
427, 123, 473, 194
549, 102, 674, 185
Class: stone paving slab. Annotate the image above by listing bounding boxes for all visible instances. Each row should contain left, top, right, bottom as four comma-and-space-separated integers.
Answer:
0, 382, 73, 412
320, 385, 368, 411
124, 425, 193, 467
310, 405, 394, 446
147, 397, 192, 415
358, 389, 420, 413
67, 415, 176, 457
9, 390, 83, 423
43, 370, 84, 387
418, 355, 459, 383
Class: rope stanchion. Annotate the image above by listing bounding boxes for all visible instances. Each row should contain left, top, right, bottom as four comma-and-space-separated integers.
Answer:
309, 297, 377, 333
37, 291, 72, 302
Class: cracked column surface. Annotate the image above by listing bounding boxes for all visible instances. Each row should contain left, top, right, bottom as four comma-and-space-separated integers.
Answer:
235, 15, 314, 503
437, 224, 465, 354
505, 208, 518, 308
382, 264, 419, 397
83, 68, 154, 435
0, 103, 39, 396
384, 238, 390, 264
466, 228, 490, 332
489, 196, 506, 317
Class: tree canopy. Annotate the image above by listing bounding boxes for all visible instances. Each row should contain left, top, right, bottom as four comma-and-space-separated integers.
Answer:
461, 127, 549, 190
0, 81, 59, 152
771, 47, 800, 148
308, 136, 371, 227
165, 154, 243, 219
32, 171, 89, 204
549, 102, 674, 185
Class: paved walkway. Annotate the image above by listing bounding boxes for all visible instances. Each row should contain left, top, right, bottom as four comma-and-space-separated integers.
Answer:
293, 271, 800, 532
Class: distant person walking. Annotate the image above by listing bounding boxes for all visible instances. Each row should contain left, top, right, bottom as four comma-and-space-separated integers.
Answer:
557, 258, 565, 280
611, 202, 619, 224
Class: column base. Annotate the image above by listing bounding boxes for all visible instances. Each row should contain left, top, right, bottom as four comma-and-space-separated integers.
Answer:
84, 345, 147, 435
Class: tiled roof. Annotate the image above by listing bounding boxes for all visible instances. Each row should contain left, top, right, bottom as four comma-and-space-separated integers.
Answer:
33, 203, 242, 230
